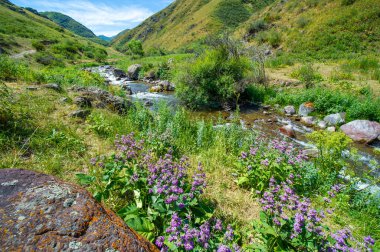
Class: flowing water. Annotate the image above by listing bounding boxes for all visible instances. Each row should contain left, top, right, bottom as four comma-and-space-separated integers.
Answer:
88, 66, 380, 189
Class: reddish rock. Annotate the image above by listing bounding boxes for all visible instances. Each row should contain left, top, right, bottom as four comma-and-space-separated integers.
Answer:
340, 120, 380, 143
0, 169, 158, 252
280, 125, 296, 138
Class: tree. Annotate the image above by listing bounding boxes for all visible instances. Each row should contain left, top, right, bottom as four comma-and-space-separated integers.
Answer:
127, 40, 144, 58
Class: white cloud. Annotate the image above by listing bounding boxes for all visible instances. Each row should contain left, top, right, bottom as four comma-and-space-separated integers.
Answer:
30, 0, 153, 36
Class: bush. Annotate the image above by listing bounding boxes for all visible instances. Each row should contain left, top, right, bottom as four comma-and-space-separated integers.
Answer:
31, 40, 45, 51
342, 0, 356, 6
214, 0, 251, 28
291, 64, 322, 88
247, 19, 267, 36
256, 30, 282, 48
0, 82, 11, 127
127, 40, 144, 58
35, 52, 64, 66
176, 36, 255, 108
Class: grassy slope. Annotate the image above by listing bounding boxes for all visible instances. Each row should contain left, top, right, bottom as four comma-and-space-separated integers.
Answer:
40, 11, 96, 38
40, 11, 109, 46
113, 0, 222, 51
239, 0, 380, 59
0, 1, 110, 56
113, 0, 379, 59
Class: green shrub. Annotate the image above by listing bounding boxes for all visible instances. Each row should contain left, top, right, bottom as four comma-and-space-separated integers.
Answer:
31, 40, 45, 51
342, 0, 356, 6
0, 82, 11, 127
291, 64, 323, 88
256, 30, 282, 48
296, 16, 310, 28
35, 52, 64, 66
176, 36, 255, 108
247, 19, 267, 36
0, 56, 19, 81
214, 0, 251, 28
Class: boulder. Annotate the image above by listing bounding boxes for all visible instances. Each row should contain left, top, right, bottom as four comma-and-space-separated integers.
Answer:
284, 105, 296, 115
150, 85, 163, 93
128, 64, 142, 80
317, 120, 327, 129
340, 120, 380, 143
0, 169, 158, 252
69, 110, 90, 119
43, 83, 61, 91
327, 126, 336, 132
324, 113, 346, 126
74, 96, 92, 108
280, 124, 296, 138
301, 116, 317, 125
113, 68, 128, 79
70, 86, 133, 114
159, 80, 175, 91
299, 102, 315, 116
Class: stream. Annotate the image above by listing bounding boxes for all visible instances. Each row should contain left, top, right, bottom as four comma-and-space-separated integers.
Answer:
86, 65, 380, 194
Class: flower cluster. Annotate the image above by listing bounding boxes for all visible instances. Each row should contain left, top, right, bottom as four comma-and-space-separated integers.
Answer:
155, 214, 240, 252
148, 154, 206, 208
237, 139, 308, 191
258, 177, 376, 251
260, 177, 326, 240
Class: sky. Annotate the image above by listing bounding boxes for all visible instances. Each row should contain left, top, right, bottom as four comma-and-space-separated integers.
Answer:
12, 0, 174, 37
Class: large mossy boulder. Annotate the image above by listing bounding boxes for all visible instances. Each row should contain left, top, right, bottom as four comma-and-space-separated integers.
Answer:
0, 169, 158, 252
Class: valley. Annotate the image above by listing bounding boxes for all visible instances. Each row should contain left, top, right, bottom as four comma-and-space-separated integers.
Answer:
1, 0, 380, 251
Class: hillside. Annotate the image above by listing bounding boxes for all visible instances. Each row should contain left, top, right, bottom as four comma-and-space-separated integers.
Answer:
40, 11, 110, 46
0, 0, 110, 63
238, 0, 380, 60
112, 0, 274, 52
113, 0, 380, 58
40, 11, 96, 38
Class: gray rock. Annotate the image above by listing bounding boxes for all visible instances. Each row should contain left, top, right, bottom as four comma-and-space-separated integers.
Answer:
26, 86, 38, 91
318, 120, 327, 129
43, 83, 61, 91
299, 102, 315, 116
112, 68, 127, 79
301, 116, 317, 125
284, 105, 296, 115
327, 126, 336, 132
340, 120, 380, 143
128, 64, 142, 80
69, 110, 90, 119
70, 86, 133, 114
324, 113, 346, 126
74, 96, 92, 108
144, 101, 153, 107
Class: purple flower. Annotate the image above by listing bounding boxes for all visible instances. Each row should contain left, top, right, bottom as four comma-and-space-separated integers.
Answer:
155, 236, 165, 248
214, 219, 223, 231
364, 236, 375, 246
217, 245, 232, 252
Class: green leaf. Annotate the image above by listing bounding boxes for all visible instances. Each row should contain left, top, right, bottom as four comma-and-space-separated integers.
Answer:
237, 176, 250, 186
75, 173, 95, 186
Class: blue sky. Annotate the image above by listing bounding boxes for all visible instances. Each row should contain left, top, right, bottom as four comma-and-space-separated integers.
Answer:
12, 0, 173, 36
